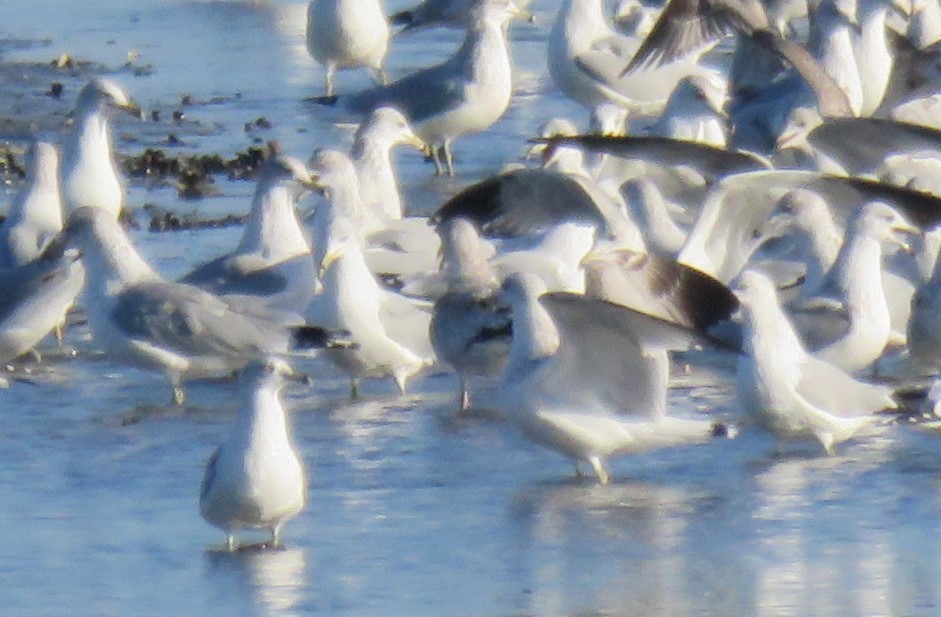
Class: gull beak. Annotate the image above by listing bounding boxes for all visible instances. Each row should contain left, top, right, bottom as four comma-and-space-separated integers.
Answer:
407, 134, 432, 157
121, 99, 144, 121
891, 0, 913, 16
319, 249, 341, 278
299, 170, 322, 192
892, 221, 921, 253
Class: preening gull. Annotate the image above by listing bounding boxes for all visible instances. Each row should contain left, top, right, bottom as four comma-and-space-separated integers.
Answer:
200, 358, 307, 551
306, 0, 390, 96
64, 207, 350, 405
497, 272, 731, 484
0, 142, 64, 269
314, 0, 524, 175
180, 154, 318, 315
735, 269, 893, 454
61, 78, 141, 219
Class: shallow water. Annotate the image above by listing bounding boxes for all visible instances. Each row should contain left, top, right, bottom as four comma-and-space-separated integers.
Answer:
1, 1, 941, 616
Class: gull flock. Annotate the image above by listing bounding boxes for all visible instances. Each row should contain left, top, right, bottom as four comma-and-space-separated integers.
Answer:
3, 0, 941, 550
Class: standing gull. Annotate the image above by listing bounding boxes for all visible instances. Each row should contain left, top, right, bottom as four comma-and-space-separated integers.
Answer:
200, 358, 307, 551
180, 154, 318, 315
64, 207, 350, 405
735, 269, 892, 454
306, 0, 390, 96
0, 142, 64, 269
61, 78, 141, 219
496, 272, 730, 484
315, 0, 524, 175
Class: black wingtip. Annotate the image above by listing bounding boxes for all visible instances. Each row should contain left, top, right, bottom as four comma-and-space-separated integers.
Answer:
291, 326, 358, 350
306, 95, 339, 106
390, 10, 414, 26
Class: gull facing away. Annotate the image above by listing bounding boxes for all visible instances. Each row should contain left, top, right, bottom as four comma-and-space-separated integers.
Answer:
735, 270, 894, 454
64, 207, 351, 405
430, 219, 511, 411
497, 273, 731, 485
306, 0, 390, 96
0, 142, 64, 269
200, 358, 307, 551
179, 154, 318, 315
314, 0, 524, 175
61, 78, 141, 219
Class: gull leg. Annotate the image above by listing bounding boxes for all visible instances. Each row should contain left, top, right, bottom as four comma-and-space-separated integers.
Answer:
226, 534, 236, 552
54, 322, 65, 346
30, 349, 42, 363
170, 377, 186, 406
574, 462, 585, 478
270, 524, 283, 549
350, 378, 360, 400
459, 378, 469, 412
394, 373, 408, 395
431, 146, 446, 175
443, 141, 455, 177
372, 67, 388, 86
588, 456, 610, 485
325, 64, 336, 97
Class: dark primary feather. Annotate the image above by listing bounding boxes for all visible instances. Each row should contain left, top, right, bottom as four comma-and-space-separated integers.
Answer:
390, 9, 414, 26
807, 118, 941, 177
291, 326, 358, 350
431, 169, 606, 237
536, 135, 770, 179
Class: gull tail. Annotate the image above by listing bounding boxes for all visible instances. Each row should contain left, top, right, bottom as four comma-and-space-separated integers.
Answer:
291, 326, 358, 350
754, 31, 853, 118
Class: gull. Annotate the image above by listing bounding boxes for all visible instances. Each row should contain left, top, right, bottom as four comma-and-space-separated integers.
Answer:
791, 202, 918, 372
622, 178, 688, 256
64, 207, 350, 405
350, 107, 428, 225
308, 217, 434, 397
853, 0, 895, 116
314, 0, 524, 175
0, 142, 64, 269
391, 0, 533, 31
200, 358, 307, 551
306, 0, 390, 96
647, 75, 728, 148
180, 154, 318, 315
61, 78, 141, 219
622, 0, 855, 118
0, 249, 84, 368
496, 272, 730, 484
429, 218, 510, 411
809, 0, 864, 116
307, 148, 441, 285
735, 269, 893, 454
548, 0, 724, 113
492, 222, 597, 294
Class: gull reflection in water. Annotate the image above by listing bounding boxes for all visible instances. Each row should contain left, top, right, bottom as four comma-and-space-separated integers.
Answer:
206, 546, 309, 617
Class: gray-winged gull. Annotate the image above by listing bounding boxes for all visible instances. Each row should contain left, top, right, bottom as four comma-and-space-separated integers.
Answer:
391, 0, 533, 31
430, 218, 510, 411
314, 0, 524, 175
496, 272, 731, 484
735, 269, 893, 454
180, 154, 318, 315
64, 207, 351, 405
200, 358, 307, 551
306, 0, 390, 96
308, 217, 434, 397
61, 78, 141, 219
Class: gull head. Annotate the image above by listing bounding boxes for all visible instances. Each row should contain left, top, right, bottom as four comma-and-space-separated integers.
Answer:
75, 77, 142, 119
239, 357, 305, 392
529, 117, 582, 171
24, 141, 60, 189
774, 189, 831, 230
776, 107, 823, 154
307, 148, 358, 195
356, 107, 429, 155
438, 217, 497, 279
474, 0, 530, 26
733, 269, 781, 312
854, 202, 920, 253
257, 154, 319, 196
590, 102, 629, 136
500, 271, 548, 306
